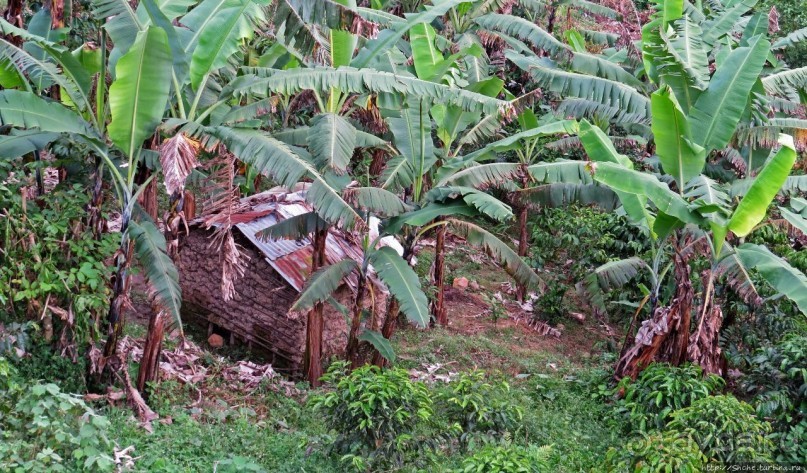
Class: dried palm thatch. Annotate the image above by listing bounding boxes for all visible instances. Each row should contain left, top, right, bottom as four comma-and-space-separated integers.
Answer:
200, 150, 250, 301
159, 133, 200, 196
687, 301, 724, 376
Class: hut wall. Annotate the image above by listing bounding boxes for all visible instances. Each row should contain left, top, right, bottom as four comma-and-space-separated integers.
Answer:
178, 228, 377, 370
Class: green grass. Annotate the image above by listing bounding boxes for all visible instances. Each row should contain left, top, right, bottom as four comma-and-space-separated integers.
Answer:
106, 388, 340, 472
392, 325, 624, 472
102, 320, 622, 472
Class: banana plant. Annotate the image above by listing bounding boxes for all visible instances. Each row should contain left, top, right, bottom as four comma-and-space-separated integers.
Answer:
582, 104, 805, 378
0, 10, 181, 365
584, 125, 806, 375
565, 0, 807, 381
442, 108, 620, 301
497, 0, 807, 160
275, 225, 429, 369
373, 94, 545, 328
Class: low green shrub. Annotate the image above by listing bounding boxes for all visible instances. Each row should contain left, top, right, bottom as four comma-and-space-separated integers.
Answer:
309, 362, 439, 470
457, 442, 551, 473
601, 431, 706, 472
10, 339, 89, 393
770, 420, 807, 464
0, 357, 115, 472
666, 395, 775, 463
617, 363, 724, 432
741, 334, 806, 425
436, 370, 523, 447
216, 455, 266, 472
533, 279, 569, 326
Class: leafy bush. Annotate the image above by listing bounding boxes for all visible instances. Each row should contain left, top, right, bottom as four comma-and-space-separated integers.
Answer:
601, 431, 706, 472
617, 363, 724, 432
528, 206, 650, 281
527, 206, 651, 320
309, 362, 439, 469
10, 339, 90, 394
0, 183, 116, 349
216, 455, 266, 472
533, 279, 569, 326
666, 395, 774, 463
436, 370, 523, 446
770, 420, 807, 464
457, 442, 551, 473
741, 334, 806, 424
0, 357, 115, 472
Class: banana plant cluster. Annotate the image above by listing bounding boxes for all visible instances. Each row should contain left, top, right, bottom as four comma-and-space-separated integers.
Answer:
261, 0, 550, 369
2, 0, 805, 389
0, 0, 556, 386
573, 0, 807, 378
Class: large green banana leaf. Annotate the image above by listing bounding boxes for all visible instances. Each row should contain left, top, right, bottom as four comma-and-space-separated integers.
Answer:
108, 26, 173, 159
188, 0, 266, 90
651, 87, 705, 190
689, 35, 769, 152
308, 113, 356, 174
410, 22, 443, 81
728, 135, 797, 236
290, 260, 359, 316
369, 247, 429, 328
388, 99, 435, 198
590, 161, 702, 226
351, 0, 465, 69
734, 243, 807, 316
128, 219, 183, 328
579, 120, 652, 227
0, 90, 102, 144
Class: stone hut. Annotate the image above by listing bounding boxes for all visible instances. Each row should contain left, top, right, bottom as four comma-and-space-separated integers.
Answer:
178, 189, 386, 372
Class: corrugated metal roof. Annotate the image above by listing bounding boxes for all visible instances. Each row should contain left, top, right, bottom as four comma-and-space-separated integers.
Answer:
228, 190, 364, 292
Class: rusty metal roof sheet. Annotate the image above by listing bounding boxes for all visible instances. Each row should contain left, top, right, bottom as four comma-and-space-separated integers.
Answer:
229, 190, 364, 292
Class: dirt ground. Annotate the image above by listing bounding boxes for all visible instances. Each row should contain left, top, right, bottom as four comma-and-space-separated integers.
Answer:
439, 286, 619, 362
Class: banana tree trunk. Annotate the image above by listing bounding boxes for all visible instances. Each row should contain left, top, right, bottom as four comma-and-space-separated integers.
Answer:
137, 190, 186, 395
431, 222, 447, 325
48, 0, 64, 28
135, 164, 159, 223
102, 217, 133, 359
88, 157, 106, 238
136, 310, 165, 395
33, 151, 45, 197
515, 205, 529, 302
546, 2, 557, 34
103, 156, 153, 361
304, 227, 328, 387
163, 191, 184, 260
614, 252, 692, 380
686, 270, 724, 375
345, 274, 368, 367
372, 298, 400, 368
2, 0, 24, 43
515, 164, 531, 302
